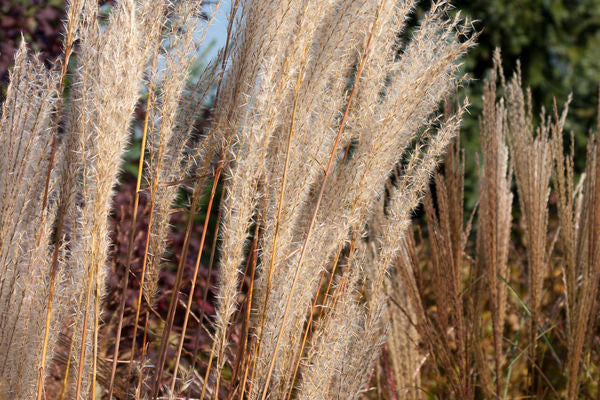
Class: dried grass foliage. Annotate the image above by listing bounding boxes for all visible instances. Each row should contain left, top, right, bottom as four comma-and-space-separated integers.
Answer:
387, 53, 600, 399
2, 0, 600, 399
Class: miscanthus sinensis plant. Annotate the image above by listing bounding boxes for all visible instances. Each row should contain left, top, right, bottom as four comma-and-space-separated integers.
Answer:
387, 52, 600, 399
0, 0, 474, 398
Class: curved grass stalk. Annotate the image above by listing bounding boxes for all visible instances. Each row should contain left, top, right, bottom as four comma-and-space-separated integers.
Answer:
171, 161, 223, 393
35, 2, 83, 397
108, 49, 158, 398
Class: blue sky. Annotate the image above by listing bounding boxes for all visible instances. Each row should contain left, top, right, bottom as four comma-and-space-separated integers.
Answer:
201, 0, 231, 64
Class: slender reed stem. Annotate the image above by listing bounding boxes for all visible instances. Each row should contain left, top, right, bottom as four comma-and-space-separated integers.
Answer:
187, 203, 223, 400
230, 224, 259, 398
75, 254, 98, 399
108, 50, 157, 398
151, 180, 204, 398
37, 215, 65, 400
135, 310, 150, 399
92, 263, 102, 400
35, 8, 79, 397
170, 161, 223, 393
191, 3, 239, 397
240, 340, 255, 400
60, 289, 84, 400
284, 272, 326, 400
254, 61, 305, 374
60, 333, 75, 400
127, 49, 160, 379
200, 331, 219, 400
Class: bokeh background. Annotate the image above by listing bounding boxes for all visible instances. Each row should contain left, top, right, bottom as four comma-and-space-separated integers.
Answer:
2, 0, 600, 198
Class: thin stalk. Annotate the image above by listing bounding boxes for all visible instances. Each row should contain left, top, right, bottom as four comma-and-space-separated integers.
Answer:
186, 9, 238, 394
254, 61, 305, 372
214, 222, 259, 400
75, 253, 98, 399
91, 264, 101, 399
186, 204, 223, 400
35, 6, 79, 396
152, 180, 205, 398
128, 187, 154, 377
200, 333, 219, 400
230, 224, 259, 398
283, 241, 345, 399
214, 0, 239, 105
128, 49, 160, 378
214, 258, 257, 400
284, 272, 326, 400
246, 52, 308, 397
136, 311, 150, 399
247, 338, 259, 399
259, 5, 380, 396
185, 3, 238, 394
240, 340, 255, 400
38, 135, 58, 240
183, 2, 239, 378
170, 161, 223, 393
213, 357, 223, 400
36, 214, 65, 400
108, 50, 158, 398
60, 290, 85, 400
323, 234, 358, 322
322, 243, 345, 316
59, 334, 75, 400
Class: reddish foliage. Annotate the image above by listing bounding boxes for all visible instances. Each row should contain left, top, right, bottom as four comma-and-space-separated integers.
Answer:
102, 180, 217, 394
0, 0, 64, 91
